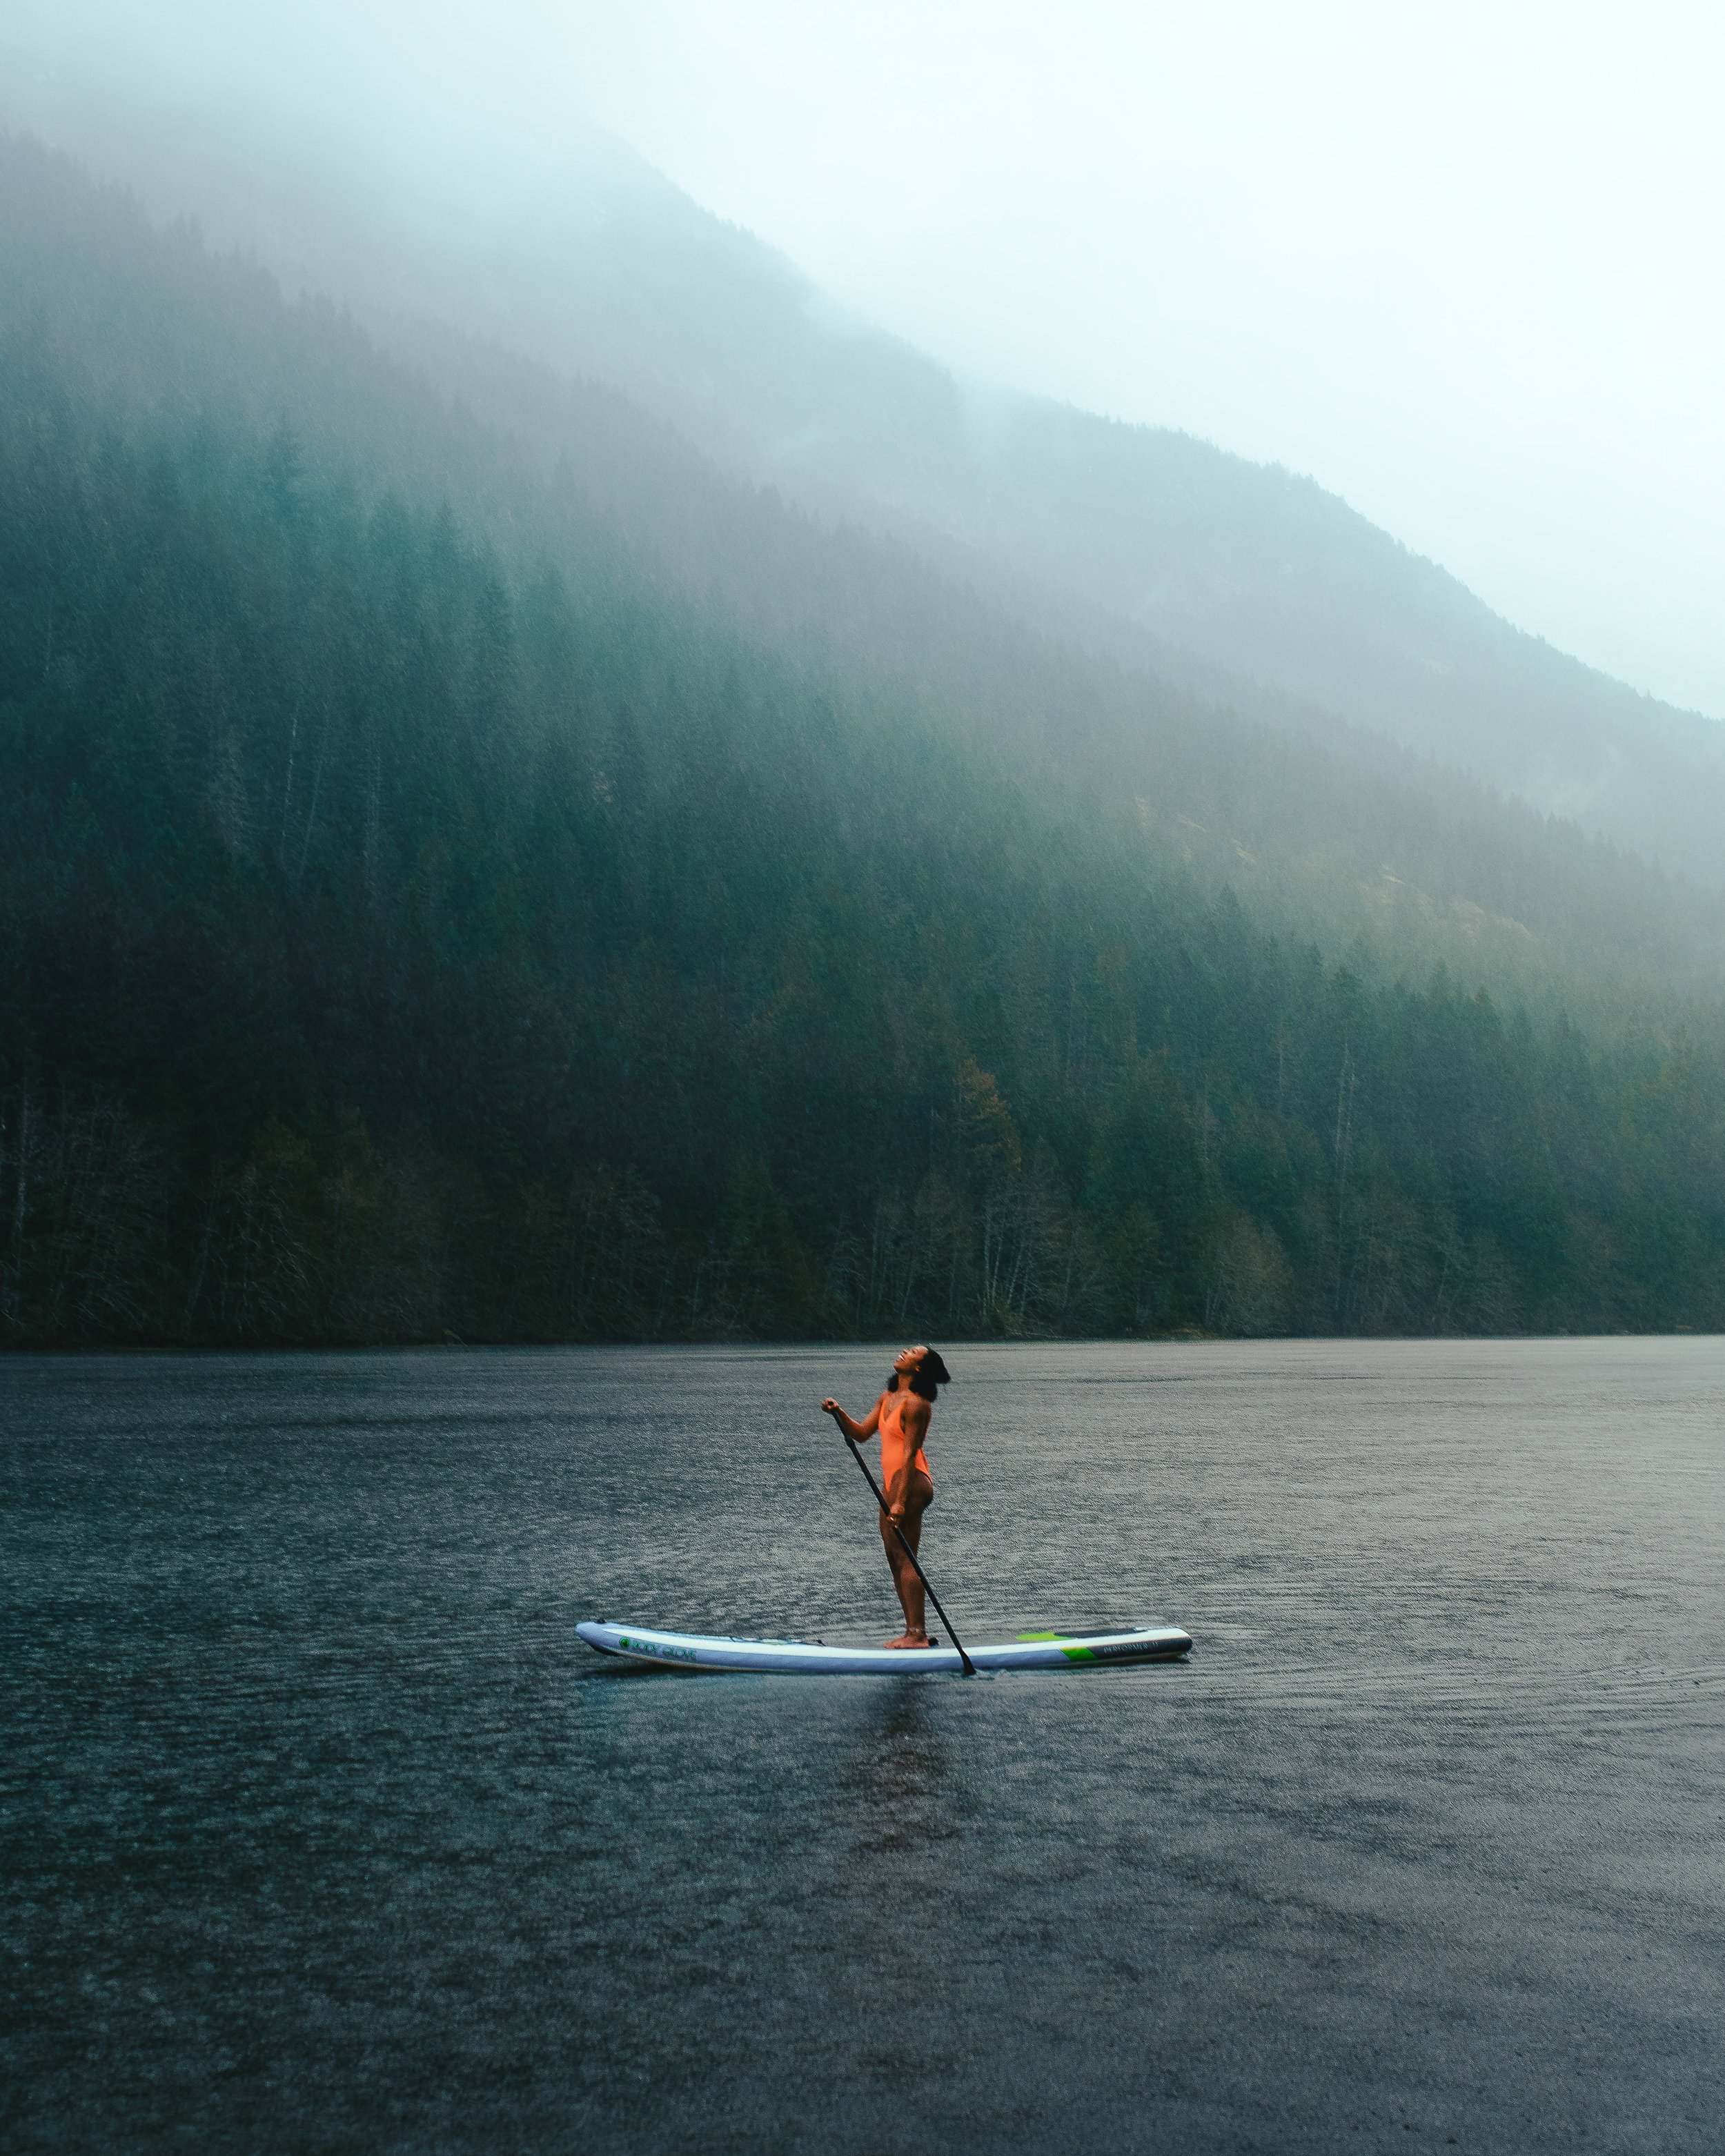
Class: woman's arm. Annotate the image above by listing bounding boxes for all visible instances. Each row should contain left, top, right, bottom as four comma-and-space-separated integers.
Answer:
820, 1394, 882, 1444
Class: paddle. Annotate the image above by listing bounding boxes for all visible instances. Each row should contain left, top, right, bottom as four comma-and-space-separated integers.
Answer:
840, 1432, 976, 1676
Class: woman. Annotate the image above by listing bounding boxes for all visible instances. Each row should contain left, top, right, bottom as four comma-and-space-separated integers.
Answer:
821, 1345, 953, 1648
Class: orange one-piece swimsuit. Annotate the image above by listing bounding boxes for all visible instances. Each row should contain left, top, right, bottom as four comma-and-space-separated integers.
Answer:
878, 1400, 931, 1506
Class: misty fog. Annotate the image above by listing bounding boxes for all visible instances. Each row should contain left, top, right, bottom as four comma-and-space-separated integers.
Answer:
7, 0, 1724, 718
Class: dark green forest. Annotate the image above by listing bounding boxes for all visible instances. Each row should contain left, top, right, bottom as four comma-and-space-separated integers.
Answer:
4, 141, 1725, 1345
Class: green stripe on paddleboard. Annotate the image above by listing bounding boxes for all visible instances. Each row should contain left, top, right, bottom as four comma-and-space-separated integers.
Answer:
1016, 1630, 1101, 1660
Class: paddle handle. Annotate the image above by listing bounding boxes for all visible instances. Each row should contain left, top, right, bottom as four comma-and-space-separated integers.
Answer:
842, 1433, 976, 1676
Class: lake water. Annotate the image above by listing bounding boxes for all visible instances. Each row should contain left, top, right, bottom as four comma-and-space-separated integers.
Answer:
3, 1338, 1723, 2153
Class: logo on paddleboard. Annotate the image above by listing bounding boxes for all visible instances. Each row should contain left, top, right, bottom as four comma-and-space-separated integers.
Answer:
618, 1635, 698, 1663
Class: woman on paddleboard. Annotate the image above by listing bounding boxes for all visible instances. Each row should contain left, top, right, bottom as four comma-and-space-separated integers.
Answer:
821, 1346, 953, 1649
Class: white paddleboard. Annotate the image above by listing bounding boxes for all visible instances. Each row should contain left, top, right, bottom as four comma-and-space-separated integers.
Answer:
576, 1619, 1192, 1674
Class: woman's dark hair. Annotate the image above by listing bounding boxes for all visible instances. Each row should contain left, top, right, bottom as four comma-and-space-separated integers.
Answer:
887, 1348, 952, 1401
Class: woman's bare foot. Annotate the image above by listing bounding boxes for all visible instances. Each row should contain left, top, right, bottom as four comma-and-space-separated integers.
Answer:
883, 1630, 930, 1649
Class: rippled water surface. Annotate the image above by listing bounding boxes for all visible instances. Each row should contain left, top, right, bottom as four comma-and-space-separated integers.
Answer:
4, 1338, 1724, 2153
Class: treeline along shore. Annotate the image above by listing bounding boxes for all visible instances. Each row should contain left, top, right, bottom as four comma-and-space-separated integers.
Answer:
4, 139, 1725, 1345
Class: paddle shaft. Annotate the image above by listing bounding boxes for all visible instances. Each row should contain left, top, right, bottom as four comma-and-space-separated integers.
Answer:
842, 1433, 976, 1676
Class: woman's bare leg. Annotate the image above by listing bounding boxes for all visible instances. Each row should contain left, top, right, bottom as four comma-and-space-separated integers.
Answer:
878, 1473, 934, 1645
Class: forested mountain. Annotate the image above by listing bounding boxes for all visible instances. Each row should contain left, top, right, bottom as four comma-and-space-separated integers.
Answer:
9, 60, 1724, 887
5, 137, 1722, 1027
4, 137, 1725, 1346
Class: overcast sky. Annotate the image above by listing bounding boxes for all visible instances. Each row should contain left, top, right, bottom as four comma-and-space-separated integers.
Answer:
12, 0, 1725, 717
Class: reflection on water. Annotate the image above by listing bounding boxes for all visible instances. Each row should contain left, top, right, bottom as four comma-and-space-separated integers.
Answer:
846, 1688, 954, 1860
3, 1337, 1724, 2155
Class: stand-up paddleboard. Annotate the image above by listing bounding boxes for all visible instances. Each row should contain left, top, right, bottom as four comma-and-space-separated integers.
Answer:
577, 1619, 1191, 1674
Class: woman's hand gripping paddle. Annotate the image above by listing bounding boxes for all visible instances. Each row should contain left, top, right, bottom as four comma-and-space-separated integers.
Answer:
840, 1433, 976, 1677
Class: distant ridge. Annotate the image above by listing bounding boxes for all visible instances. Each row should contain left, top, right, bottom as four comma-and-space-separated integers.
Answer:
6, 57, 1720, 886
4, 126, 1721, 1018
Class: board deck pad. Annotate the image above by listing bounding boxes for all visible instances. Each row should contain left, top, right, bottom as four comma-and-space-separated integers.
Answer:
577, 1619, 1192, 1674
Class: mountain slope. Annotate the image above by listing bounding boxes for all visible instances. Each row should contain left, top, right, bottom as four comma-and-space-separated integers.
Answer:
8, 61, 1722, 887
4, 132, 1723, 1031
6, 311, 1725, 1345
3, 138, 1725, 1345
